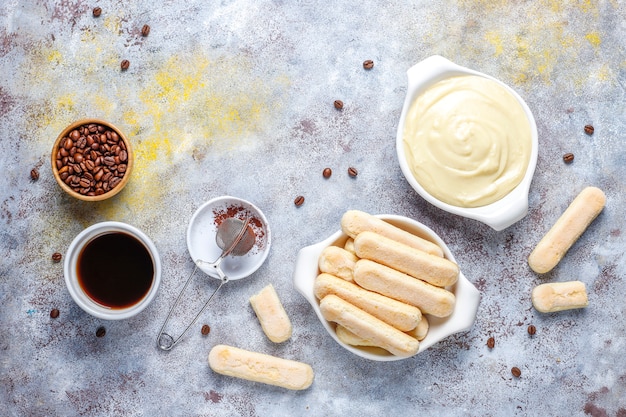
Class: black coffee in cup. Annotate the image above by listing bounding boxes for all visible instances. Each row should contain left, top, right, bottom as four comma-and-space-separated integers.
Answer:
77, 232, 154, 309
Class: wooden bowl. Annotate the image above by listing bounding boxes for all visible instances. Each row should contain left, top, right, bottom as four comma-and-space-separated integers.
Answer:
51, 119, 133, 202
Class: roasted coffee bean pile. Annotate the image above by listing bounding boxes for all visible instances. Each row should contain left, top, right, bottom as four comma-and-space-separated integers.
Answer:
54, 123, 128, 196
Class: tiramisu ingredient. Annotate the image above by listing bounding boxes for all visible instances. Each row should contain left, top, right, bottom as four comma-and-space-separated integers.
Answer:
318, 246, 358, 282
249, 284, 292, 343
334, 100, 343, 110
294, 195, 304, 207
30, 168, 39, 181
52, 252, 62, 262
532, 281, 589, 313
528, 186, 606, 274
141, 24, 150, 37
322, 168, 332, 178
563, 153, 574, 163
96, 326, 106, 337
92, 7, 102, 17
347, 167, 358, 177
121, 60, 130, 70
363, 59, 374, 70
584, 124, 594, 135
511, 367, 521, 377
50, 309, 60, 319
201, 324, 211, 335
487, 336, 495, 349
527, 324, 536, 335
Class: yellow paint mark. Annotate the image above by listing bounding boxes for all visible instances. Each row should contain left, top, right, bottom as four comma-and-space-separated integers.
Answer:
103, 15, 123, 34
484, 31, 504, 56
585, 32, 601, 48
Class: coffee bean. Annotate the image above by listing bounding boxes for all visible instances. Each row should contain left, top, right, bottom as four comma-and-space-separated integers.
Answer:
323, 168, 332, 178
334, 100, 343, 110
92, 7, 102, 17
348, 167, 358, 177
141, 24, 150, 37
50, 308, 60, 319
363, 59, 374, 69
201, 324, 211, 335
121, 60, 130, 70
294, 195, 305, 207
527, 325, 536, 335
52, 252, 62, 262
109, 176, 122, 189
563, 153, 574, 163
511, 367, 521, 378
487, 336, 495, 349
584, 124, 594, 135
95, 326, 106, 337
30, 168, 39, 181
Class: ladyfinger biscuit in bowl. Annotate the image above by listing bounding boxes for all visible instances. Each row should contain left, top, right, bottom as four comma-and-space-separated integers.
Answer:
249, 284, 292, 343
406, 315, 429, 341
353, 259, 456, 318
354, 231, 459, 287
208, 344, 314, 390
531, 281, 588, 313
319, 294, 420, 357
341, 210, 443, 257
528, 186, 606, 274
318, 246, 358, 282
314, 272, 422, 331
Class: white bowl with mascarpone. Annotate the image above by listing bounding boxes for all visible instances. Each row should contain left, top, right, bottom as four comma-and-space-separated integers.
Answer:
396, 55, 538, 231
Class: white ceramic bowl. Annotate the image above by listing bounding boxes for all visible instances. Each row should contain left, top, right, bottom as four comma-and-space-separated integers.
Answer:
187, 196, 271, 281
396, 55, 538, 231
64, 221, 162, 320
293, 214, 480, 361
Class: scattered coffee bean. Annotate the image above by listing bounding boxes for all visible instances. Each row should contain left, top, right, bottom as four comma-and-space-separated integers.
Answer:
323, 168, 332, 179
201, 324, 211, 335
511, 367, 521, 378
348, 167, 358, 177
121, 60, 130, 70
92, 7, 102, 17
527, 324, 536, 335
563, 153, 574, 164
141, 24, 151, 37
95, 326, 106, 337
363, 59, 374, 70
487, 336, 495, 349
334, 100, 343, 110
30, 168, 39, 181
584, 124, 594, 135
52, 252, 62, 262
54, 123, 128, 196
50, 308, 60, 319
294, 195, 305, 207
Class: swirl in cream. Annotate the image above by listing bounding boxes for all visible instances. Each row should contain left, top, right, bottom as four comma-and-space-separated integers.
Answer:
402, 75, 532, 208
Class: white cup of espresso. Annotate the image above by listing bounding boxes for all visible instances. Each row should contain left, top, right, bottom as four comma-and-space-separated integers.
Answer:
64, 221, 161, 320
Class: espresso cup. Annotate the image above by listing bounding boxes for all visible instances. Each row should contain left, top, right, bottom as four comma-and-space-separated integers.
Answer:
64, 221, 161, 320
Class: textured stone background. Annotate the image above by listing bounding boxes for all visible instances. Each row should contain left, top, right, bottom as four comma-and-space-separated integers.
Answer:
1, 1, 625, 416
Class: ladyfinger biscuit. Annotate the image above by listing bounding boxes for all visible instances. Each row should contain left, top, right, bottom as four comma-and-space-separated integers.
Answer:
314, 273, 421, 331
249, 284, 292, 343
335, 325, 377, 347
353, 259, 455, 318
528, 187, 606, 274
354, 231, 458, 287
318, 246, 358, 282
341, 210, 443, 257
319, 294, 419, 357
532, 281, 588, 313
405, 315, 429, 341
344, 238, 356, 255
208, 344, 314, 390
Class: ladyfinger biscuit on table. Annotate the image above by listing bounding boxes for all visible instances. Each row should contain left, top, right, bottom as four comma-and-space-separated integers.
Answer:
318, 246, 358, 282
528, 186, 606, 274
341, 210, 444, 257
353, 259, 456, 318
532, 281, 589, 313
319, 294, 419, 357
208, 344, 314, 390
249, 284, 292, 343
314, 273, 421, 331
354, 231, 459, 287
